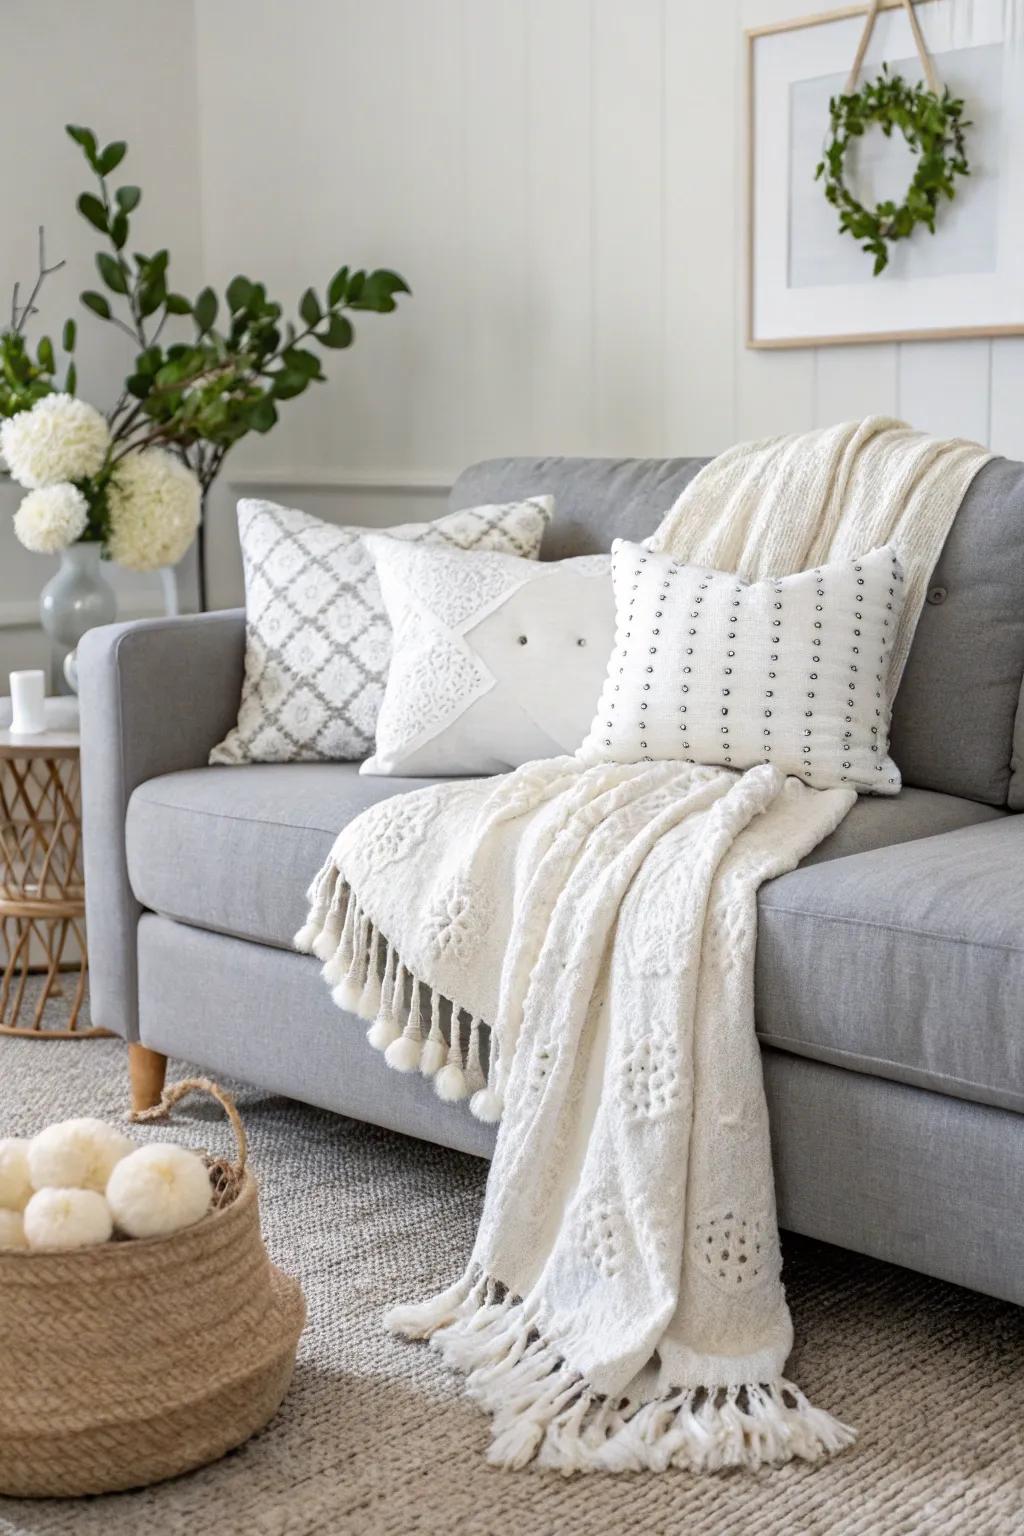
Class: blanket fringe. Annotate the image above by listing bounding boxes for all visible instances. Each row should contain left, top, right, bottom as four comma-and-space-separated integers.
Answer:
384, 1272, 855, 1475
296, 875, 502, 1121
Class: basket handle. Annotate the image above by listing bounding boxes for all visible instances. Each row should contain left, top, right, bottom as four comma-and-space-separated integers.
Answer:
130, 1076, 248, 1178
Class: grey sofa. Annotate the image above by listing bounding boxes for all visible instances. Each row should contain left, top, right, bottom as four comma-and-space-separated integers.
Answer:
79, 455, 1024, 1307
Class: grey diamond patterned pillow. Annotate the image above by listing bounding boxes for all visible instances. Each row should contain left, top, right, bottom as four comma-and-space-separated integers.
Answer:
209, 495, 553, 764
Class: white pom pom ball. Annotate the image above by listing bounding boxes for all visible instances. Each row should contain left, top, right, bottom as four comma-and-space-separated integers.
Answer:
470, 1088, 504, 1124
418, 1038, 446, 1078
28, 1118, 134, 1194
106, 1143, 212, 1238
385, 1034, 422, 1072
23, 1188, 113, 1251
434, 1064, 468, 1103
0, 1208, 28, 1248
0, 1138, 33, 1211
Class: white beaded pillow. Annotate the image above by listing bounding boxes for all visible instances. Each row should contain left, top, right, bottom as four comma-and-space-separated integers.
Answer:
210, 494, 552, 765
578, 540, 905, 794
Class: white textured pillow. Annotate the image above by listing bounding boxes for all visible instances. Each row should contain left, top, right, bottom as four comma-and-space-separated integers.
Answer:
362, 538, 615, 776
210, 495, 552, 764
578, 540, 905, 794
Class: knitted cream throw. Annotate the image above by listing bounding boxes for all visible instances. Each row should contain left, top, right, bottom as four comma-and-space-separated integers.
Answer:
297, 419, 990, 1474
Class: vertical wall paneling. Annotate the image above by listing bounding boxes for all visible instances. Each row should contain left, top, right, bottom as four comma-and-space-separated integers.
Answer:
896, 340, 991, 446
663, 0, 738, 454
814, 346, 899, 427
989, 339, 1024, 460
590, 0, 666, 456
525, 0, 595, 454
461, 0, 532, 458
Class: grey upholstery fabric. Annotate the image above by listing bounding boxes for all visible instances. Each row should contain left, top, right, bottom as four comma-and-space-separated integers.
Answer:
887, 456, 1024, 806
449, 455, 708, 561
126, 764, 442, 949
758, 816, 1024, 1114
125, 762, 1007, 1107
136, 914, 1024, 1305
450, 455, 1024, 805
761, 1050, 1024, 1308
78, 610, 246, 1040
1010, 674, 1024, 811
137, 913, 494, 1159
126, 764, 998, 950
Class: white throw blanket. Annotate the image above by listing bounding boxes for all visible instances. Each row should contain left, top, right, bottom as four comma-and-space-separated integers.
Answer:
297, 419, 990, 1474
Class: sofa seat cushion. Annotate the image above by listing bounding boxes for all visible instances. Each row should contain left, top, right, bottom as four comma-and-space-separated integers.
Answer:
126, 764, 441, 951
126, 765, 1009, 1107
757, 815, 1022, 1114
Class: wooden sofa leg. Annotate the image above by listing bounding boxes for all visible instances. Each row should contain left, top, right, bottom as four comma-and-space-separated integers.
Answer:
128, 1043, 168, 1112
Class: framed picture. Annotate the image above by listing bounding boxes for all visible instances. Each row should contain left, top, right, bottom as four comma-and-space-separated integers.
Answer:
746, 0, 1024, 348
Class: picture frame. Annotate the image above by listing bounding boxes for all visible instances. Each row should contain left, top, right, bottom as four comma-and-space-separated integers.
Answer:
746, 0, 1024, 348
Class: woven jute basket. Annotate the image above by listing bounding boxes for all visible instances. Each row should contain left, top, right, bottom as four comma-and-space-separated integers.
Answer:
0, 1078, 306, 1498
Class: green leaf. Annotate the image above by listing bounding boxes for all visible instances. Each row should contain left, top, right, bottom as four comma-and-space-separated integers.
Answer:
66, 124, 99, 165
138, 279, 166, 318
77, 193, 108, 233
126, 372, 152, 400
81, 290, 112, 319
62, 318, 77, 353
37, 336, 55, 372
193, 287, 218, 333
282, 346, 321, 378
116, 185, 141, 214
110, 213, 129, 250
96, 252, 129, 294
98, 141, 128, 176
249, 396, 278, 432
321, 312, 353, 348
64, 361, 77, 394
226, 275, 253, 312
271, 368, 309, 400
327, 265, 349, 307
164, 292, 192, 315
299, 287, 321, 326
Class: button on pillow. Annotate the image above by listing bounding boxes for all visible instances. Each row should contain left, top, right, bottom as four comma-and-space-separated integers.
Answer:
578, 540, 905, 794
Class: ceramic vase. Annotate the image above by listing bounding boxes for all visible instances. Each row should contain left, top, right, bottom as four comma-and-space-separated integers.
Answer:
39, 541, 117, 690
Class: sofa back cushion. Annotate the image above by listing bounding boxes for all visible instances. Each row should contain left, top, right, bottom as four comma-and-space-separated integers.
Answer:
448, 454, 1024, 806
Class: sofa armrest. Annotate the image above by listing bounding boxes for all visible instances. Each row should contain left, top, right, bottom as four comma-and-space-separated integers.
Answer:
78, 610, 246, 1039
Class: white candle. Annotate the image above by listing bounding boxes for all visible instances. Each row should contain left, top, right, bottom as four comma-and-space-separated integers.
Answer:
9, 670, 46, 736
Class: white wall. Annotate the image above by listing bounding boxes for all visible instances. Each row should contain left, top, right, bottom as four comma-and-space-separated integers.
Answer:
0, 0, 203, 675
5, 0, 1024, 645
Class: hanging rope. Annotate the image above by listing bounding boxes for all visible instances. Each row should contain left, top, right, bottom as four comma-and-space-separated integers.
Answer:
845, 0, 941, 97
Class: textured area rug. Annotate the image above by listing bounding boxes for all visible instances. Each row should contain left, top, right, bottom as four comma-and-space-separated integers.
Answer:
1, 1024, 1022, 1535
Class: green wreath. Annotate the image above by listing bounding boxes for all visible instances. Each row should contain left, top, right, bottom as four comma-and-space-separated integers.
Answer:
815, 65, 971, 275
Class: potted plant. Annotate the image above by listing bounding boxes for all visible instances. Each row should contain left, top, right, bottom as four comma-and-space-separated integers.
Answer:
1, 125, 409, 655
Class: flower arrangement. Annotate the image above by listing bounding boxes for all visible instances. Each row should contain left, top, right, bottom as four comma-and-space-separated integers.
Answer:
2, 126, 409, 600
0, 1118, 213, 1251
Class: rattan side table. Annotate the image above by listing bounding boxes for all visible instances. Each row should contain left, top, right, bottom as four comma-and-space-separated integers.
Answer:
0, 697, 107, 1036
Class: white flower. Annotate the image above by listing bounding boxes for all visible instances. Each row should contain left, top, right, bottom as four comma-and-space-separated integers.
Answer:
28, 1117, 134, 1194
13, 483, 89, 553
106, 1143, 212, 1237
0, 1139, 32, 1212
0, 393, 110, 488
23, 1187, 113, 1250
106, 448, 201, 572
0, 1209, 27, 1248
